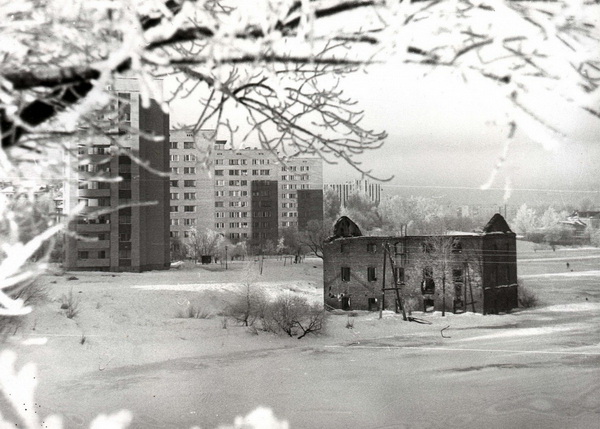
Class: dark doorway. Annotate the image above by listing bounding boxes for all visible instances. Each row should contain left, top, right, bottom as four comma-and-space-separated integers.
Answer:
368, 298, 377, 311
342, 296, 351, 311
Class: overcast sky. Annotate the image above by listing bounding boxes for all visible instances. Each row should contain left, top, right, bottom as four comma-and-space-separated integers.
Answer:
169, 61, 600, 207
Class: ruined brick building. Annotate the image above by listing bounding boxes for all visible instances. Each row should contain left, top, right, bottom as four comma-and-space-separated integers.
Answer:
323, 214, 518, 315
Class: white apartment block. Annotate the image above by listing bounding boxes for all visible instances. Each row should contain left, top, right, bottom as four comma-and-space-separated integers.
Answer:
325, 179, 382, 207
169, 135, 323, 243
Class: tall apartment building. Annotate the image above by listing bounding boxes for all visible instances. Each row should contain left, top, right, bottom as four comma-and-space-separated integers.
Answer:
168, 137, 323, 246
168, 130, 215, 240
325, 179, 382, 207
64, 78, 170, 272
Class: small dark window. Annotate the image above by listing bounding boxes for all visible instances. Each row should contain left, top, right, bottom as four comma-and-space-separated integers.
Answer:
395, 241, 405, 255
367, 243, 377, 253
367, 267, 377, 282
340, 242, 346, 253
452, 238, 462, 253
98, 250, 106, 259
341, 267, 351, 282
422, 242, 434, 253
170, 180, 178, 187
78, 251, 89, 260
395, 267, 405, 283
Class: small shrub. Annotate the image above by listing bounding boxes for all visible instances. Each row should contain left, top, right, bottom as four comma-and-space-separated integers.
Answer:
0, 282, 48, 341
518, 280, 538, 308
226, 284, 267, 327
261, 295, 325, 339
67, 276, 78, 281
60, 289, 80, 319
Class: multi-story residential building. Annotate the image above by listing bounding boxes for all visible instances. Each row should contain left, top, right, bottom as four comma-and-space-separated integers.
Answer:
325, 179, 382, 207
169, 136, 323, 246
251, 180, 279, 247
297, 189, 325, 230
168, 130, 215, 240
64, 78, 170, 272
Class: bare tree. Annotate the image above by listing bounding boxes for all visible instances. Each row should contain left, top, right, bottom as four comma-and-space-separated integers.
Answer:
186, 227, 224, 260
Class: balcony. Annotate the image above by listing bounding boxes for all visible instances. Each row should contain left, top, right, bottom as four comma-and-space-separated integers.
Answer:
78, 189, 111, 198
76, 240, 110, 250
76, 259, 111, 268
76, 223, 111, 232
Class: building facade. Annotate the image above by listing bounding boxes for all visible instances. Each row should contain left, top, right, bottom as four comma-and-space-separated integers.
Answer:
297, 189, 325, 230
64, 78, 170, 272
168, 136, 323, 246
325, 179, 382, 207
323, 214, 518, 315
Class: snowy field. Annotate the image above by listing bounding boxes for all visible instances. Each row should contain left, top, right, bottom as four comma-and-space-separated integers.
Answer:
4, 246, 600, 429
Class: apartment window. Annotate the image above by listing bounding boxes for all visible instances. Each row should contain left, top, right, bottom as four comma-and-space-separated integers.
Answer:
170, 219, 179, 226
215, 222, 225, 229
252, 170, 259, 175
170, 231, 179, 238
240, 159, 248, 165
119, 233, 131, 242
184, 218, 196, 226
367, 267, 377, 282
170, 180, 178, 187
229, 180, 240, 186
215, 212, 225, 218
240, 170, 248, 176
229, 170, 240, 176
184, 180, 196, 187
78, 251, 89, 260
215, 180, 225, 186
230, 201, 241, 207
215, 190, 224, 197
215, 201, 224, 207
367, 243, 377, 253
184, 192, 196, 200
184, 142, 194, 149
215, 170, 224, 176
184, 154, 196, 162
229, 191, 241, 197
118, 215, 131, 224
170, 167, 179, 174
184, 167, 196, 174
119, 249, 131, 259
170, 142, 178, 149
170, 155, 179, 162
229, 222, 240, 228
260, 169, 270, 175
341, 267, 351, 282
170, 206, 178, 212
184, 206, 196, 212
98, 251, 107, 259
240, 180, 248, 186
229, 159, 239, 165
170, 193, 179, 200
229, 232, 240, 240
215, 159, 224, 165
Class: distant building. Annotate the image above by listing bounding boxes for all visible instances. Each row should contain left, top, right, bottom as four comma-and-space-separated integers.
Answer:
250, 180, 279, 247
168, 135, 323, 246
297, 189, 324, 230
64, 78, 170, 272
323, 214, 518, 315
325, 179, 381, 207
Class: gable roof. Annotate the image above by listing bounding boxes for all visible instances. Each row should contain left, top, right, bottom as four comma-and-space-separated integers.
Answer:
482, 213, 513, 234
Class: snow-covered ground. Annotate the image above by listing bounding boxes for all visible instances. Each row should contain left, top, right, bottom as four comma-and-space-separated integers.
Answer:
4, 251, 600, 429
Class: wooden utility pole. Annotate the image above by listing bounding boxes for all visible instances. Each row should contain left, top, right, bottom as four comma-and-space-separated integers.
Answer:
379, 246, 387, 319
384, 243, 407, 321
